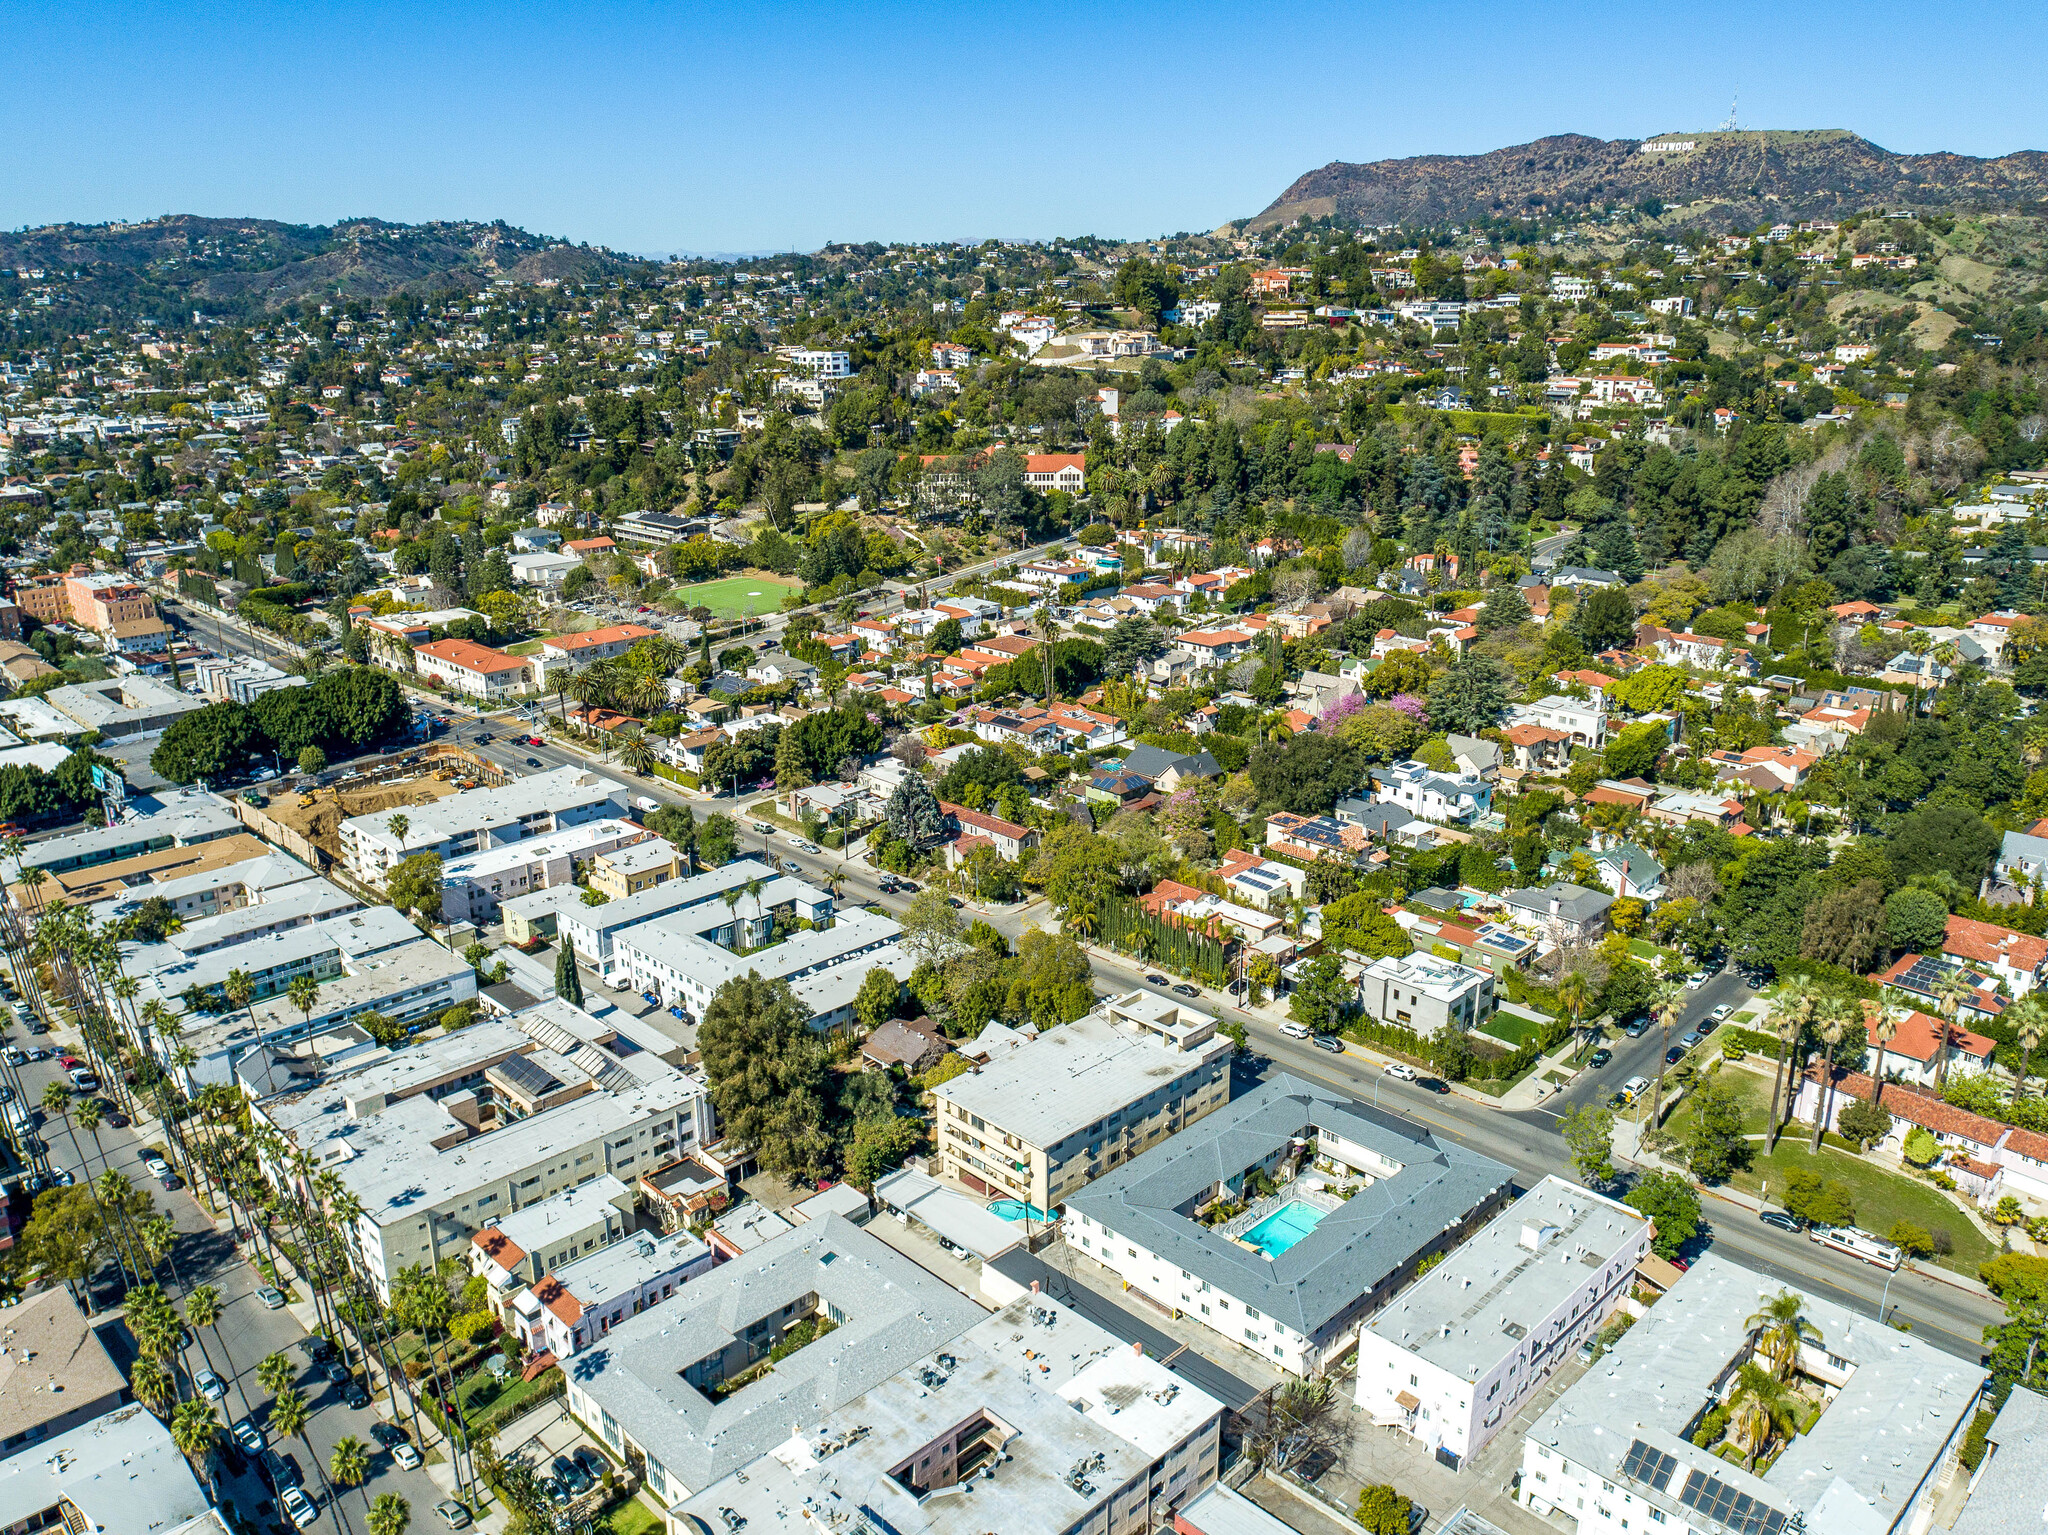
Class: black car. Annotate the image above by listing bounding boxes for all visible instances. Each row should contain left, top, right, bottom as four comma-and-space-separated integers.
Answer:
344, 1381, 371, 1409
370, 1422, 408, 1448
525, 757, 542, 767
895, 880, 919, 894
1759, 1209, 1803, 1233
1588, 1048, 1613, 1068
1144, 973, 1168, 986
1416, 1077, 1451, 1095
1665, 1046, 1687, 1065
555, 1453, 593, 1495
158, 1172, 183, 1191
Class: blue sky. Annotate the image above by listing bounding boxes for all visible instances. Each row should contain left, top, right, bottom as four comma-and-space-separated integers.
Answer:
7, 1, 2048, 252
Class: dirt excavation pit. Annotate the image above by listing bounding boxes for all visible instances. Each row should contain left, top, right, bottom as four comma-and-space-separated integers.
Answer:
267, 775, 462, 860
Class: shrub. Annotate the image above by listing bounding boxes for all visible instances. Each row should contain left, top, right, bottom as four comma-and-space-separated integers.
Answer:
1837, 1096, 1892, 1150
1960, 1409, 1996, 1471
1901, 1126, 1940, 1167
1889, 1220, 1934, 1258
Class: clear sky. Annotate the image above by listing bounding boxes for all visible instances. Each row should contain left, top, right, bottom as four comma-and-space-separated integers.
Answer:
7, 1, 2048, 254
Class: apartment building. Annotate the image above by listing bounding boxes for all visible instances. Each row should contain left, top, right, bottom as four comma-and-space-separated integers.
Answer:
468, 1173, 636, 1314
509, 1226, 715, 1359
614, 904, 913, 1031
538, 623, 658, 673
554, 856, 830, 977
64, 572, 167, 651
1518, 1253, 1982, 1535
566, 1215, 1225, 1535
438, 817, 657, 925
339, 767, 630, 884
586, 839, 681, 901
0, 1292, 129, 1459
256, 1000, 714, 1300
1356, 1177, 1649, 1464
931, 992, 1233, 1210
1064, 1076, 1514, 1377
412, 636, 535, 699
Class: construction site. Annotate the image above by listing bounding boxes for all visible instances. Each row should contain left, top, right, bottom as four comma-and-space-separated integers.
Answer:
229, 744, 506, 871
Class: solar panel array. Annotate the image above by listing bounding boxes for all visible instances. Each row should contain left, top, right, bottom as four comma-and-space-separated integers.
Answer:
1619, 1439, 1678, 1492
1677, 1468, 1787, 1535
493, 1053, 564, 1099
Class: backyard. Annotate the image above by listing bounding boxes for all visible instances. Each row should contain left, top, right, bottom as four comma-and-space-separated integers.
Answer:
667, 573, 804, 617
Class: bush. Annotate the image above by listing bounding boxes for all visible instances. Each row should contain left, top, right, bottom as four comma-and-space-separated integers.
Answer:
1889, 1220, 1934, 1258
1837, 1096, 1892, 1150
1901, 1126, 1940, 1166
1960, 1408, 1996, 1471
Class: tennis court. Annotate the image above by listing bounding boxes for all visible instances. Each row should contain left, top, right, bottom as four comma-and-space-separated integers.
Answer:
667, 573, 804, 618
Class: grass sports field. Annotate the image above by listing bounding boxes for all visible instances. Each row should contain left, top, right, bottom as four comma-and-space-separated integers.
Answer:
668, 573, 803, 618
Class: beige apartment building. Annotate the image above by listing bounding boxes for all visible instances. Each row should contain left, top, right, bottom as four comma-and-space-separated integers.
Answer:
930, 991, 1233, 1211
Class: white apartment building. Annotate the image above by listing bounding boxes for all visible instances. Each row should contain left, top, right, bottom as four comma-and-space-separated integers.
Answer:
932, 992, 1234, 1211
614, 905, 914, 1032
1356, 951, 1498, 1038
438, 817, 656, 926
510, 1227, 715, 1359
1065, 1076, 1515, 1377
1509, 693, 1608, 750
1356, 1177, 1649, 1465
1519, 1253, 1983, 1535
469, 1174, 637, 1313
257, 1001, 714, 1301
567, 1216, 1226, 1535
552, 856, 823, 976
339, 767, 630, 885
786, 348, 851, 378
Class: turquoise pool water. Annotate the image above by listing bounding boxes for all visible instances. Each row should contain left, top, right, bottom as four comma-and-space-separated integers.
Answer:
989, 1199, 1053, 1222
1245, 1201, 1326, 1258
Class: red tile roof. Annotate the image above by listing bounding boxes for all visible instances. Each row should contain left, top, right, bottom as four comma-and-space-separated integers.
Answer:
415, 637, 529, 675
1942, 914, 2048, 975
1865, 1008, 1995, 1066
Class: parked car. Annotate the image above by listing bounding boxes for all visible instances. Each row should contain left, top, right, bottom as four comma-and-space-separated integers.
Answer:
141, 1154, 171, 1180
752, 822, 776, 835
1623, 1020, 1648, 1038
555, 1454, 593, 1495
280, 1485, 319, 1529
1312, 1034, 1345, 1054
1172, 983, 1200, 998
781, 860, 804, 874
1577, 1338, 1599, 1365
1588, 1048, 1613, 1068
1279, 1021, 1311, 1040
1416, 1077, 1451, 1095
343, 1381, 371, 1409
1710, 1004, 1733, 1023
196, 1369, 226, 1401
792, 839, 821, 854
1679, 1030, 1703, 1048
434, 1500, 473, 1529
233, 1418, 267, 1454
1144, 973, 1168, 986
573, 1447, 608, 1482
392, 1440, 423, 1470
320, 1360, 348, 1384
1665, 1046, 1687, 1065
257, 1286, 288, 1310
1759, 1209, 1803, 1234
67, 1069, 98, 1092
369, 1422, 406, 1448
1383, 1062, 1418, 1081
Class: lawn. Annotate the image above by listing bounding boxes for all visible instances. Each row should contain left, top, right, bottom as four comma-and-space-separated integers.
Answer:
1481, 1011, 1547, 1049
668, 573, 804, 618
601, 1496, 665, 1535
1665, 1065, 1778, 1139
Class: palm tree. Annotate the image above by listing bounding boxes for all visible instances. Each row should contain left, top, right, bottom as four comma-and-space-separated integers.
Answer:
132, 1354, 177, 1414
1766, 983, 1817, 1152
184, 1284, 226, 1389
1934, 969, 1976, 1094
616, 730, 656, 776
1869, 1001, 1901, 1106
1556, 969, 1593, 1058
1726, 1361, 1799, 1471
1645, 978, 1685, 1127
287, 972, 322, 1046
257, 1350, 297, 1400
331, 1433, 371, 1520
1812, 999, 1853, 1152
368, 1494, 412, 1535
169, 1398, 221, 1469
268, 1388, 317, 1495
1746, 1290, 1821, 1381
386, 814, 410, 851
2016, 994, 2048, 1101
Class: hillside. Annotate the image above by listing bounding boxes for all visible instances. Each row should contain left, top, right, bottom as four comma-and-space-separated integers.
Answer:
0, 215, 649, 318
1253, 129, 2048, 230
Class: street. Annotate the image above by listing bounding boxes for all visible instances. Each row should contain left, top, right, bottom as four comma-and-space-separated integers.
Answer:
6, 1026, 448, 1531
145, 590, 2008, 1390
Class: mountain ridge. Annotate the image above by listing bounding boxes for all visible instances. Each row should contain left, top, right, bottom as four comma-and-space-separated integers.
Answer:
1252, 129, 2048, 230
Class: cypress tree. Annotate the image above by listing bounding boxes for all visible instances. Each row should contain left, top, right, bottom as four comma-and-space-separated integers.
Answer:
555, 944, 585, 1007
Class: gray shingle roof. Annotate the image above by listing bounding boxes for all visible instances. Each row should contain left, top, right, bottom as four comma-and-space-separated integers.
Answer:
1066, 1076, 1513, 1340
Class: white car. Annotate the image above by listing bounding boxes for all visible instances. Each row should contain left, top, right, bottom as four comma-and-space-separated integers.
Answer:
195, 1368, 226, 1401
1709, 1004, 1733, 1023
141, 1154, 171, 1181
610, 974, 634, 991
280, 1485, 319, 1528
1382, 1062, 1419, 1081
392, 1441, 423, 1470
1279, 1021, 1311, 1040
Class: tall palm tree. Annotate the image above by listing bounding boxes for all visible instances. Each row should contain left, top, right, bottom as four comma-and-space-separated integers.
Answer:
331, 1434, 371, 1521
1766, 983, 1817, 1152
368, 1494, 412, 1535
1557, 970, 1593, 1058
1726, 1361, 1799, 1471
287, 973, 322, 1054
1812, 999, 1853, 1152
268, 1388, 318, 1500
1933, 969, 1976, 1094
257, 1351, 297, 1400
1869, 1001, 1901, 1106
1645, 978, 1685, 1127
169, 1398, 221, 1471
616, 730, 656, 776
1746, 1290, 1821, 1381
2016, 994, 2048, 1101
184, 1285, 227, 1391
132, 1354, 177, 1414
386, 814, 410, 851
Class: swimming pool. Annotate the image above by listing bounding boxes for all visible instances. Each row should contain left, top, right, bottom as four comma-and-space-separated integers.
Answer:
989, 1199, 1053, 1222
1244, 1201, 1326, 1258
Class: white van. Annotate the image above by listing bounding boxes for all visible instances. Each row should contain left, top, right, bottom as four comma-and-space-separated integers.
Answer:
1809, 1225, 1902, 1271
